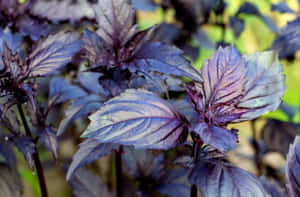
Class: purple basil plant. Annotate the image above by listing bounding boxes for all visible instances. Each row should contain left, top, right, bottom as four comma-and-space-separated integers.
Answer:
0, 0, 299, 197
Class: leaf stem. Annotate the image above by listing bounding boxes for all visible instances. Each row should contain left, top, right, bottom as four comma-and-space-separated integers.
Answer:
17, 104, 48, 197
116, 146, 123, 197
251, 119, 263, 175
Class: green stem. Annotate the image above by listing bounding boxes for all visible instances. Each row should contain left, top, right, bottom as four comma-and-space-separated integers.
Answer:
17, 104, 48, 197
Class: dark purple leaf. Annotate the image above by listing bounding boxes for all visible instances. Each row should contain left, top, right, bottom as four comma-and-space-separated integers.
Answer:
193, 123, 238, 153
229, 17, 245, 37
260, 119, 300, 156
157, 183, 189, 197
152, 23, 181, 43
27, 31, 81, 77
16, 16, 54, 41
125, 42, 203, 82
132, 0, 157, 11
30, 0, 95, 24
13, 136, 35, 171
271, 2, 295, 13
122, 147, 164, 178
157, 168, 190, 197
49, 77, 87, 105
181, 44, 200, 61
38, 127, 58, 159
123, 147, 189, 196
93, 0, 137, 48
67, 167, 111, 197
0, 141, 16, 168
81, 29, 112, 68
272, 17, 300, 58
259, 176, 286, 197
57, 95, 104, 136
0, 0, 32, 18
67, 139, 119, 180
170, 97, 198, 125
237, 2, 260, 15
77, 72, 106, 95
189, 160, 269, 197
81, 89, 188, 150
285, 136, 300, 197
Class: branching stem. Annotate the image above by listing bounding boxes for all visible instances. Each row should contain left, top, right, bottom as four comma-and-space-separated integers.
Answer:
17, 104, 48, 197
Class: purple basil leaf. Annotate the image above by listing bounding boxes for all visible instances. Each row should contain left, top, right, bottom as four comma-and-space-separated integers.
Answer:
272, 17, 300, 58
81, 29, 112, 68
158, 168, 190, 197
237, 2, 260, 15
77, 72, 106, 95
93, 0, 137, 48
271, 2, 295, 13
57, 95, 103, 136
0, 28, 23, 55
191, 46, 284, 125
126, 42, 203, 82
170, 97, 198, 125
200, 46, 247, 111
229, 17, 245, 37
260, 119, 300, 156
157, 184, 189, 197
0, 141, 16, 168
152, 23, 181, 43
189, 160, 269, 197
67, 139, 119, 180
27, 31, 81, 77
49, 77, 87, 105
13, 136, 35, 171
16, 16, 54, 41
122, 147, 164, 178
235, 51, 285, 121
193, 123, 238, 153
38, 127, 58, 159
259, 176, 286, 197
132, 0, 157, 11
30, 0, 95, 24
81, 89, 188, 150
285, 136, 300, 197
67, 167, 111, 197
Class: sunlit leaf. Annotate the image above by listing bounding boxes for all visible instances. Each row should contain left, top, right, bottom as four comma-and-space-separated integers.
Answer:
27, 31, 81, 77
81, 89, 188, 149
